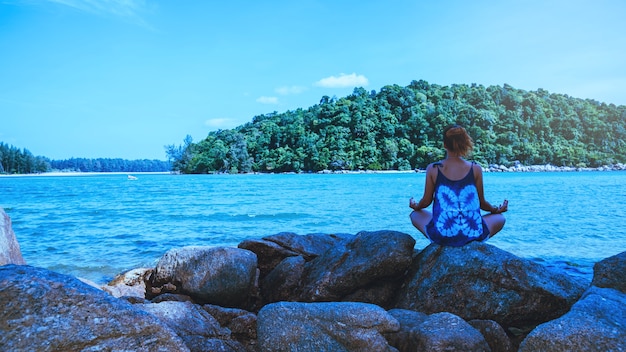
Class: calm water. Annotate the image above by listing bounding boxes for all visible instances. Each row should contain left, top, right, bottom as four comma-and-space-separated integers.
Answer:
2, 172, 625, 284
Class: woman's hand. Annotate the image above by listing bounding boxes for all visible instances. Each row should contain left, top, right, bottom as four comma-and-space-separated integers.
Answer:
492, 199, 508, 214
409, 197, 421, 211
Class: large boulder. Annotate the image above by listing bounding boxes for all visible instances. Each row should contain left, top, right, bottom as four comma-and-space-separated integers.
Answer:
151, 246, 258, 308
395, 242, 588, 329
298, 230, 415, 305
0, 208, 25, 265
257, 301, 400, 352
0, 264, 189, 351
519, 286, 626, 351
592, 250, 626, 294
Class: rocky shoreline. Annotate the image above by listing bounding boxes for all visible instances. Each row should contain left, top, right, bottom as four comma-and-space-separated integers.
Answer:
1, 208, 625, 351
484, 162, 626, 173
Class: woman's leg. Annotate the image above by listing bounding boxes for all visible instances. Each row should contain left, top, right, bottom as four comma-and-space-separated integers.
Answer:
410, 210, 432, 238
483, 214, 506, 237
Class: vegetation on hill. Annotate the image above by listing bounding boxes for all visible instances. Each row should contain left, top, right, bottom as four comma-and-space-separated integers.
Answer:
0, 143, 170, 174
166, 80, 626, 174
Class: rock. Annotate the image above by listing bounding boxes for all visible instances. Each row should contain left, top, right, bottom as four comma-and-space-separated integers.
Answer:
384, 309, 429, 351
395, 242, 588, 330
151, 246, 258, 308
0, 208, 25, 265
592, 250, 626, 294
238, 238, 299, 278
298, 230, 415, 304
260, 255, 305, 303
469, 319, 513, 352
385, 309, 493, 352
0, 264, 189, 351
519, 286, 626, 351
203, 304, 258, 351
411, 312, 491, 352
102, 267, 152, 299
136, 301, 241, 352
261, 231, 353, 260
257, 301, 400, 352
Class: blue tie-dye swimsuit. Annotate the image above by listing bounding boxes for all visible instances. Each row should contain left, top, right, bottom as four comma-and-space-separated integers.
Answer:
425, 162, 490, 246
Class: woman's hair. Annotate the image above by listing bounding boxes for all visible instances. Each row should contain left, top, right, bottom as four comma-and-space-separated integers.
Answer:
443, 124, 474, 156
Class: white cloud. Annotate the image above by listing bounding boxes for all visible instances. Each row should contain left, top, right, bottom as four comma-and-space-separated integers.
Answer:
275, 85, 307, 95
256, 96, 279, 104
314, 73, 369, 88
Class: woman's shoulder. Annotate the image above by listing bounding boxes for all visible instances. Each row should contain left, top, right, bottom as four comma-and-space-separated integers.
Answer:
469, 161, 484, 175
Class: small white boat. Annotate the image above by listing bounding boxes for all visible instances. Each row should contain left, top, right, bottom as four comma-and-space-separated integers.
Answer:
127, 175, 138, 180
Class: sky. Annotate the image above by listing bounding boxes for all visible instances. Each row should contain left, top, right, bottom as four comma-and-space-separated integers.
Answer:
1, 0, 625, 161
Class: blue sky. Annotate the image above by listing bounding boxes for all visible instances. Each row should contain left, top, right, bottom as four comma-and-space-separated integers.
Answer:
1, 0, 625, 160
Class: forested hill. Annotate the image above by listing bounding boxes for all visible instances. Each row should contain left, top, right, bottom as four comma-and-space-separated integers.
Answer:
167, 80, 626, 174
0, 142, 170, 174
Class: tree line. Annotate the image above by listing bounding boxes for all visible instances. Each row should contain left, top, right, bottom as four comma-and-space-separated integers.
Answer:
166, 80, 626, 174
0, 143, 170, 174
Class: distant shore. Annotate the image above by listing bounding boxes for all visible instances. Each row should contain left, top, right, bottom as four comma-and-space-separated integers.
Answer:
1, 163, 625, 177
0, 171, 172, 178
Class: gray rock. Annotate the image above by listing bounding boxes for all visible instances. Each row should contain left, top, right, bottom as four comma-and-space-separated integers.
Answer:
411, 312, 491, 352
0, 208, 25, 265
592, 250, 626, 294
395, 242, 588, 329
262, 231, 353, 260
137, 301, 238, 352
469, 319, 513, 352
257, 301, 400, 352
238, 238, 299, 278
299, 230, 415, 303
384, 309, 429, 352
102, 267, 152, 299
261, 255, 305, 303
519, 286, 626, 352
151, 246, 258, 308
0, 264, 189, 351
203, 304, 258, 351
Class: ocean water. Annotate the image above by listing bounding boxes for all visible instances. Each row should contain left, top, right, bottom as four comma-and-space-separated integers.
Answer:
2, 171, 625, 284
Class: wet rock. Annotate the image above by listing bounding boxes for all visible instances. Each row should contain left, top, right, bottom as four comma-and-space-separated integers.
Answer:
0, 264, 189, 351
257, 301, 400, 352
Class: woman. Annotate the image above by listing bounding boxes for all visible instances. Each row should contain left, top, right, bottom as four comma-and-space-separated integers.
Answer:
409, 124, 508, 246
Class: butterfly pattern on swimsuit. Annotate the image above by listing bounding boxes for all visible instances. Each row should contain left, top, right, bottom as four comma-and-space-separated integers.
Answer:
425, 162, 489, 246
433, 184, 483, 238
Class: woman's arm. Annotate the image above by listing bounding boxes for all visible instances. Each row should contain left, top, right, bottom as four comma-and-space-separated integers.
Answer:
410, 164, 437, 210
474, 163, 508, 214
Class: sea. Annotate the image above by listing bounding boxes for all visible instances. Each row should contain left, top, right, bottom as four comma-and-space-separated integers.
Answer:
2, 171, 625, 284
